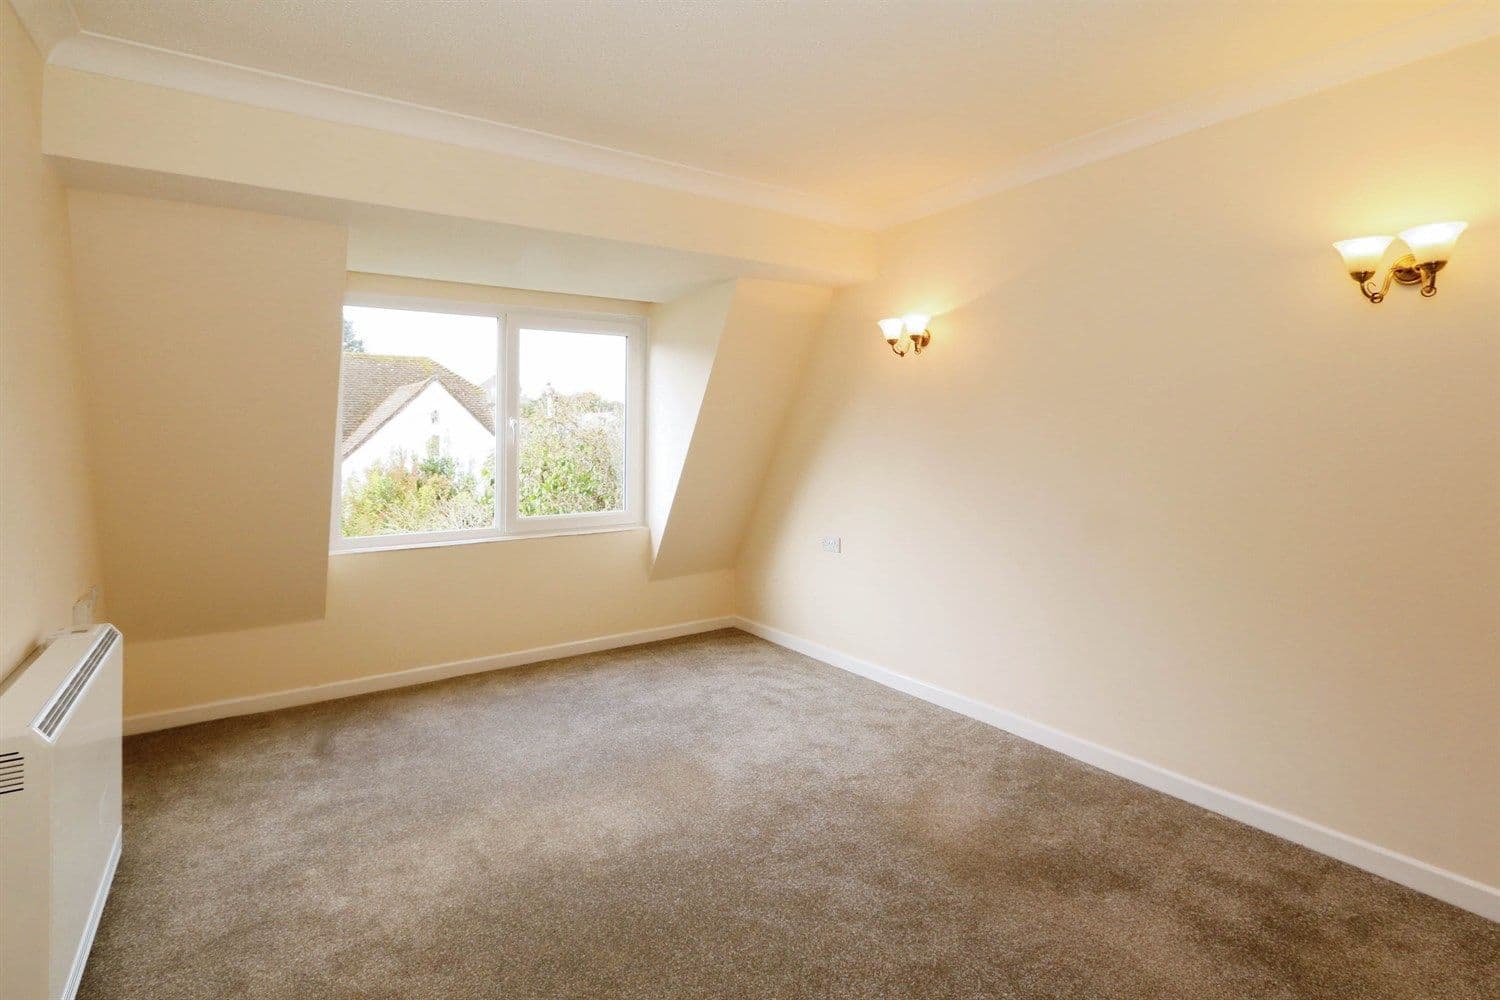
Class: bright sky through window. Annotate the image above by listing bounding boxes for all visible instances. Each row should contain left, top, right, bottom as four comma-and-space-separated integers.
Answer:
346, 308, 626, 401
517, 329, 626, 400
344, 306, 495, 382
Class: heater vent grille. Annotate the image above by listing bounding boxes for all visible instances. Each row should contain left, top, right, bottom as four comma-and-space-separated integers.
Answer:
31, 626, 120, 741
0, 752, 21, 795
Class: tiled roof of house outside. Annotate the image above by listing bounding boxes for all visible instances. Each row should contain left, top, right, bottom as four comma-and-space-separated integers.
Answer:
340, 353, 494, 457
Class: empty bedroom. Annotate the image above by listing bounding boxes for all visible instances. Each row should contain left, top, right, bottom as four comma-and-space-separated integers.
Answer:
1, 1, 1496, 997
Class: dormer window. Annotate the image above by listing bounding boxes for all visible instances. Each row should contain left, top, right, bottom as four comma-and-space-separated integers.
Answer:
334, 300, 642, 550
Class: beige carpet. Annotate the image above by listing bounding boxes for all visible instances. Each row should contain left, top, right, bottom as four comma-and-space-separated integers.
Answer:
81, 629, 1495, 998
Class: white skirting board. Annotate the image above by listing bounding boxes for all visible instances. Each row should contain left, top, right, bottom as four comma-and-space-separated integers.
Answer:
734, 617, 1499, 923
63, 825, 122, 1000
123, 617, 737, 736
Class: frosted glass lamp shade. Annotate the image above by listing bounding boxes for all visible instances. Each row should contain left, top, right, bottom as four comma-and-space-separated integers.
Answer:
1398, 221, 1467, 265
878, 317, 905, 342
1332, 236, 1394, 277
902, 313, 931, 335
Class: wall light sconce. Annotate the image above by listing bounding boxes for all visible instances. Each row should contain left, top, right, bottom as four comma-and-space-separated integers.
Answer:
1333, 221, 1467, 303
879, 314, 932, 357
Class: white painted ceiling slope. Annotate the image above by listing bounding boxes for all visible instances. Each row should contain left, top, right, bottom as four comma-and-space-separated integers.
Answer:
19, 0, 1500, 228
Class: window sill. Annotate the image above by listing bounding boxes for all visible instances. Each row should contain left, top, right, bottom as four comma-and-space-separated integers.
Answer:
330, 523, 645, 556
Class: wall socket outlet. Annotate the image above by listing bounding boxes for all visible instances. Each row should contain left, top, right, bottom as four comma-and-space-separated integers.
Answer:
72, 586, 100, 629
819, 535, 842, 553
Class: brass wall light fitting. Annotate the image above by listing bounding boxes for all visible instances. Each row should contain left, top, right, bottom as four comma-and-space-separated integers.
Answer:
879, 314, 932, 357
1333, 221, 1467, 303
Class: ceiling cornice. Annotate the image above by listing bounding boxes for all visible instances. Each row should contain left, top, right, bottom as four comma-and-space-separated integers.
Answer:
874, 2, 1500, 227
24, 1, 1498, 233
42, 29, 880, 231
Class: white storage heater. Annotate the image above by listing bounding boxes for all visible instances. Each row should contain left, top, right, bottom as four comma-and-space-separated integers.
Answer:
0, 625, 123, 1000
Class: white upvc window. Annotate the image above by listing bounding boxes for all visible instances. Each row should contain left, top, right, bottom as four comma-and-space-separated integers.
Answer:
331, 294, 644, 552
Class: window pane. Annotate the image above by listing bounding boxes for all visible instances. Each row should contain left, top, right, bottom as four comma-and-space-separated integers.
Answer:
518, 328, 627, 517
339, 306, 497, 538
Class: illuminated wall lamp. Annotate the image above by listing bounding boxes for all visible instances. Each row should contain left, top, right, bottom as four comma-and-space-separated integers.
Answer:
878, 314, 932, 357
1333, 221, 1467, 303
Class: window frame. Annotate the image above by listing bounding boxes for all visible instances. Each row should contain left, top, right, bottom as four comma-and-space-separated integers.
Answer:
331, 293, 645, 553
501, 309, 645, 537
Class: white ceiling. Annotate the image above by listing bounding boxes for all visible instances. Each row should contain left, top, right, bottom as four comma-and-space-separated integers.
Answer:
53, 0, 1473, 223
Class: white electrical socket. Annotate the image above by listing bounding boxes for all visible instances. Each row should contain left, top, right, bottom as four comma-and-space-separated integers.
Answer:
71, 586, 100, 629
820, 535, 842, 553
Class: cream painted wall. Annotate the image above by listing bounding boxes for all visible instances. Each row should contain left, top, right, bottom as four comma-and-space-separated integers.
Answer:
0, 3, 101, 676
653, 279, 831, 579
645, 278, 832, 579
125, 529, 733, 716
67, 191, 348, 641
646, 282, 736, 555
738, 40, 1500, 887
118, 272, 731, 716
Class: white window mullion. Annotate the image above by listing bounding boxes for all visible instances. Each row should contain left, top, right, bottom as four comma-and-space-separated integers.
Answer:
493, 309, 505, 535
626, 322, 645, 526
501, 313, 521, 533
